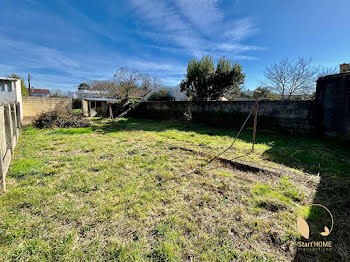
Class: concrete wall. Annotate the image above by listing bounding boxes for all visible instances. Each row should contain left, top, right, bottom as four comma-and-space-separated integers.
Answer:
130, 100, 314, 135
0, 102, 21, 193
0, 106, 6, 160
128, 73, 350, 137
315, 72, 350, 136
15, 80, 23, 120
82, 99, 89, 117
22, 97, 72, 118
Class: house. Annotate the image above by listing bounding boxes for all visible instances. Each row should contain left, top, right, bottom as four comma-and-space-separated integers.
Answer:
163, 87, 187, 101
67, 89, 101, 99
0, 78, 22, 104
0, 77, 23, 120
67, 84, 101, 99
28, 88, 50, 97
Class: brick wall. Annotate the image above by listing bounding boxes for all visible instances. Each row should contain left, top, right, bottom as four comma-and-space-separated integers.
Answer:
130, 100, 314, 135
22, 97, 72, 118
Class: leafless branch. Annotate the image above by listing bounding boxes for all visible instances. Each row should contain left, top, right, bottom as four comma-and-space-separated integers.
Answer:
261, 58, 319, 100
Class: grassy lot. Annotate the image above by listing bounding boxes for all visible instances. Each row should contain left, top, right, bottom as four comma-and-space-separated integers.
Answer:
0, 118, 349, 261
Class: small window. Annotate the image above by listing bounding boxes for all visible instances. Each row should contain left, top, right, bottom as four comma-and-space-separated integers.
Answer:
8, 82, 13, 92
0, 82, 5, 91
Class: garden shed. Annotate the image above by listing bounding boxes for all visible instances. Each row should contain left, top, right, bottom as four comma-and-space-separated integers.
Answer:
82, 98, 118, 117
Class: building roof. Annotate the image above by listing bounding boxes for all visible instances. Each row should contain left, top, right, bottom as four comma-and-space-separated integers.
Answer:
83, 97, 119, 102
0, 77, 18, 81
318, 71, 350, 80
28, 88, 51, 94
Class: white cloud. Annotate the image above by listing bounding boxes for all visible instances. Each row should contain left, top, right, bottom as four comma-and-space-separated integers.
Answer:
224, 17, 258, 41
216, 43, 264, 52
0, 0, 264, 91
0, 37, 79, 71
130, 0, 204, 54
57, 0, 122, 43
130, 60, 186, 73
130, 0, 263, 58
0, 34, 187, 91
161, 77, 184, 86
174, 0, 223, 34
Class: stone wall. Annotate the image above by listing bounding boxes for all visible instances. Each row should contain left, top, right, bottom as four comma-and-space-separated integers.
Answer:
0, 102, 21, 193
22, 97, 72, 118
131, 100, 314, 135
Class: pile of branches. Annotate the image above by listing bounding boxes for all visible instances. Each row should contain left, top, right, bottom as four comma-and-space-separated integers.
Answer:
34, 106, 90, 129
109, 98, 142, 119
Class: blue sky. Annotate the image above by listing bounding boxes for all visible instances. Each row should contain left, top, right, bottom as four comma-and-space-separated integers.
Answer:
0, 0, 349, 92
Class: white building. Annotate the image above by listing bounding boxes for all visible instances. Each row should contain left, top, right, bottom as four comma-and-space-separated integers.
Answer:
67, 88, 101, 99
0, 78, 22, 120
165, 87, 187, 101
146, 87, 188, 101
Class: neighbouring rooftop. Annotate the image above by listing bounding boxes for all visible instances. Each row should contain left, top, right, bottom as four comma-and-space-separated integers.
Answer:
28, 88, 51, 94
82, 98, 119, 102
0, 77, 18, 82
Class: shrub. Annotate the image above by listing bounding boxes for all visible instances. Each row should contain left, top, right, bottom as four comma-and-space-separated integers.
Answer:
34, 105, 90, 129
148, 89, 173, 101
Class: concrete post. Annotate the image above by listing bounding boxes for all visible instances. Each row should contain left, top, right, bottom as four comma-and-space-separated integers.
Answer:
0, 148, 5, 192
15, 79, 23, 121
82, 99, 89, 117
4, 104, 14, 156
16, 103, 21, 129
11, 104, 18, 140
0, 106, 6, 160
0, 106, 6, 192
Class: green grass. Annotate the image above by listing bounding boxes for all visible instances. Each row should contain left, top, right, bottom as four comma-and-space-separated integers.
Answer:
0, 118, 349, 261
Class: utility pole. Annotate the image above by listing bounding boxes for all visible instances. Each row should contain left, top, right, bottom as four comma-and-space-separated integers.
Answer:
28, 73, 31, 96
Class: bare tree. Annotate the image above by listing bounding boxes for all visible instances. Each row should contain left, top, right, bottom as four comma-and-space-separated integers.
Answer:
87, 68, 162, 100
114, 67, 161, 99
261, 58, 319, 100
88, 80, 117, 98
317, 66, 338, 78
114, 67, 140, 99
50, 89, 67, 97
151, 76, 162, 91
